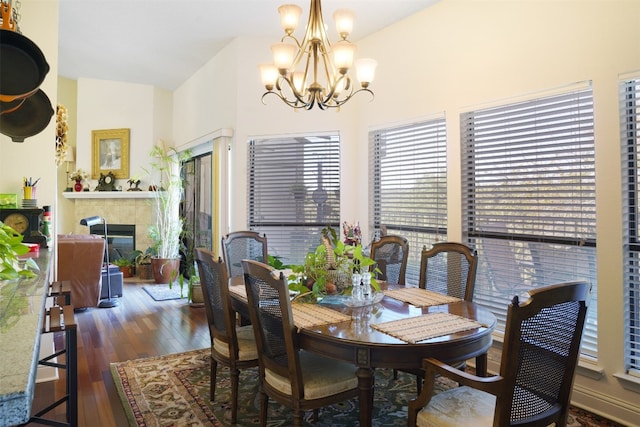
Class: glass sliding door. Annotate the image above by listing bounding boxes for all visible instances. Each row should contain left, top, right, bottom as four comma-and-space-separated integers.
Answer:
181, 152, 213, 277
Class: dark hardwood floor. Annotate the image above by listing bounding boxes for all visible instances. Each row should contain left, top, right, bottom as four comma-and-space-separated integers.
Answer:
29, 280, 210, 427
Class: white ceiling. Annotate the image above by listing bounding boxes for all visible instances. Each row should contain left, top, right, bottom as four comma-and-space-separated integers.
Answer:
57, 0, 439, 90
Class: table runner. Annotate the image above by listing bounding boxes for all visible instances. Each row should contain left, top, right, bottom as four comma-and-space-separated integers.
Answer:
228, 285, 351, 328
384, 287, 461, 307
371, 312, 483, 344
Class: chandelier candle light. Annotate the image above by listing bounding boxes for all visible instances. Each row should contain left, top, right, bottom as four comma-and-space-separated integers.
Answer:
260, 0, 377, 110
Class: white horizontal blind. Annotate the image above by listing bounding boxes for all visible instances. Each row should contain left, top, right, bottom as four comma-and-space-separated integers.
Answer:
248, 135, 340, 266
621, 76, 640, 373
369, 118, 447, 286
461, 86, 598, 357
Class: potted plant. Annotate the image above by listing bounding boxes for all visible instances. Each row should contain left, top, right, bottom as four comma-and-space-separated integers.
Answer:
288, 226, 380, 301
144, 142, 192, 284
112, 256, 135, 278
135, 247, 154, 280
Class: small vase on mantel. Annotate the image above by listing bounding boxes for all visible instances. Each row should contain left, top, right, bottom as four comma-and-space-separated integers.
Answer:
74, 179, 83, 192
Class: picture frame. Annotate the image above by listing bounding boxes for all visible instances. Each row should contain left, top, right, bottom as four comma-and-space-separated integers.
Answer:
92, 128, 130, 179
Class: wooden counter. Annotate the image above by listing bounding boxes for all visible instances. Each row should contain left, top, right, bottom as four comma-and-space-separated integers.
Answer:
0, 250, 52, 426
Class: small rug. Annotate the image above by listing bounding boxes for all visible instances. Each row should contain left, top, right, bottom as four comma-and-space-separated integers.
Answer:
111, 348, 624, 427
142, 283, 184, 301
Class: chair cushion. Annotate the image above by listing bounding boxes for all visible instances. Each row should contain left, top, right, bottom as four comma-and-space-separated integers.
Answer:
416, 385, 495, 427
264, 351, 358, 400
213, 325, 258, 361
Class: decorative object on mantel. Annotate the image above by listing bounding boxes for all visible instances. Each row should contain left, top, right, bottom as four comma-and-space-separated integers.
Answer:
126, 178, 142, 191
63, 147, 75, 191
55, 104, 69, 165
259, 0, 377, 110
69, 168, 88, 192
95, 171, 116, 191
91, 128, 130, 179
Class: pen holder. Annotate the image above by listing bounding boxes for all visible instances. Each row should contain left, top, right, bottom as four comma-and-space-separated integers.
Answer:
23, 186, 35, 199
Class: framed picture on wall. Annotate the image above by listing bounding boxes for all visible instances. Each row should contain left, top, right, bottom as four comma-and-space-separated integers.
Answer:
92, 128, 130, 179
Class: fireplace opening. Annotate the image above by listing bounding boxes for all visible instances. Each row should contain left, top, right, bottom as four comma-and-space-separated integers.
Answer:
90, 224, 136, 263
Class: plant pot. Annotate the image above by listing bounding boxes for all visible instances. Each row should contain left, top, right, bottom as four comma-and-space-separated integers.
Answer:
189, 283, 204, 307
137, 263, 153, 280
151, 257, 180, 284
119, 265, 134, 278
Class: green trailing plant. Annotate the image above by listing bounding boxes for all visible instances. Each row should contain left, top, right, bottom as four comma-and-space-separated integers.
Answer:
288, 226, 380, 300
0, 221, 37, 280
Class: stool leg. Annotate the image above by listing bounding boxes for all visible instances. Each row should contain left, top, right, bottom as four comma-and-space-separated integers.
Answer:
66, 326, 77, 427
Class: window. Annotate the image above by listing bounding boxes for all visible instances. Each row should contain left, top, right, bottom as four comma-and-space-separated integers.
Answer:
369, 117, 447, 285
461, 85, 598, 358
621, 76, 640, 373
248, 135, 340, 265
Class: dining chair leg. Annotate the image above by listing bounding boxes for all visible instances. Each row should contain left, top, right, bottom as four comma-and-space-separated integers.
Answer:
312, 408, 319, 421
230, 367, 240, 423
293, 411, 303, 426
210, 357, 217, 402
259, 391, 268, 427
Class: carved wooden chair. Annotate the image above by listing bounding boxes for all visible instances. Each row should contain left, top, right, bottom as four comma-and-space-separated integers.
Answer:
408, 281, 591, 427
241, 259, 359, 427
418, 241, 478, 300
221, 230, 268, 278
369, 234, 409, 285
194, 248, 258, 424
395, 241, 479, 387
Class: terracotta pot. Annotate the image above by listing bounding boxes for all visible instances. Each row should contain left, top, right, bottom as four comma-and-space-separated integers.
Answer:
151, 257, 180, 284
119, 265, 134, 278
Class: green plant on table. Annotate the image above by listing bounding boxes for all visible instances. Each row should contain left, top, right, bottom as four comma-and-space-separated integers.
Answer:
0, 221, 37, 280
287, 226, 380, 301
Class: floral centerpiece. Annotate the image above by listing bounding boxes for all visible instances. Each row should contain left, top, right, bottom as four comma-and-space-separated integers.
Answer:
69, 168, 89, 192
69, 168, 89, 182
288, 226, 380, 301
342, 221, 361, 245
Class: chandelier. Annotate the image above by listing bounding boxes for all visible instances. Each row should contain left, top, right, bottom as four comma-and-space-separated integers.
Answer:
259, 0, 377, 110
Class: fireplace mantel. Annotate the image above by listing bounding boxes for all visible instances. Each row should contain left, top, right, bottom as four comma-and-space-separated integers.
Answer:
62, 191, 157, 199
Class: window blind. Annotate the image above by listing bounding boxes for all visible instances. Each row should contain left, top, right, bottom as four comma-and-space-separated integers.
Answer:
369, 117, 447, 285
621, 76, 640, 373
248, 135, 340, 265
461, 86, 598, 358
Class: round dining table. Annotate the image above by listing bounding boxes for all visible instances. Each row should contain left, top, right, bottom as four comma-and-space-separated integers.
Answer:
229, 278, 496, 427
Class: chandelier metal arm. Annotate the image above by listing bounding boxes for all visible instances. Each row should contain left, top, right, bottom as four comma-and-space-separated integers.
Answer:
261, 0, 376, 110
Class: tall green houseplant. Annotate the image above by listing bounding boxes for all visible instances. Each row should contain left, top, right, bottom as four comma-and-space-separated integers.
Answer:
145, 142, 192, 283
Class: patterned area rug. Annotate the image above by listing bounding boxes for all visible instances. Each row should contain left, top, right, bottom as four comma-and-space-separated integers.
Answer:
142, 284, 184, 301
110, 348, 624, 427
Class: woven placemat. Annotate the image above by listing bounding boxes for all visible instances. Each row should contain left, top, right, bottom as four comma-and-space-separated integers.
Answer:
229, 284, 248, 302
371, 312, 483, 344
291, 303, 351, 329
384, 287, 461, 307
228, 285, 350, 328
